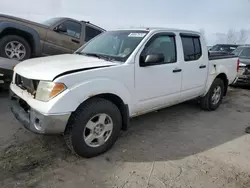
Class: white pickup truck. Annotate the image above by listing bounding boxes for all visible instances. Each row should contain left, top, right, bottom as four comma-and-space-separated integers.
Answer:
9, 28, 239, 158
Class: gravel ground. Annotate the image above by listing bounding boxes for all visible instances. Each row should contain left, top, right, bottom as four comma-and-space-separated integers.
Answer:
0, 86, 250, 188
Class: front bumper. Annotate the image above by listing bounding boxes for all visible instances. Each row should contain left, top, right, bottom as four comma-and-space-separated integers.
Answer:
9, 90, 71, 135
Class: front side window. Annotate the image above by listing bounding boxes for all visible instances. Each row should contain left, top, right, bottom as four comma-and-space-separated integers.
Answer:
141, 35, 176, 64
58, 20, 82, 39
78, 30, 149, 62
181, 36, 202, 61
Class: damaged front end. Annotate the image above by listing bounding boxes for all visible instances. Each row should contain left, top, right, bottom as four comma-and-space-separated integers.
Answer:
236, 64, 250, 85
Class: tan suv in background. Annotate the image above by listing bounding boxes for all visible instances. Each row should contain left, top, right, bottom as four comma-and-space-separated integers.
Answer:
0, 14, 106, 61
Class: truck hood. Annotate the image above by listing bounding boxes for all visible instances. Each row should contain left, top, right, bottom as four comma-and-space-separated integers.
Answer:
14, 54, 119, 80
0, 14, 48, 28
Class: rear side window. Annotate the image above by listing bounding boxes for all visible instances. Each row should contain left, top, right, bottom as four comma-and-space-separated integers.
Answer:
85, 26, 103, 42
181, 36, 202, 61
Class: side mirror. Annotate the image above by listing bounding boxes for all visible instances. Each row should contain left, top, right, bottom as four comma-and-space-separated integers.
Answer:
140, 54, 165, 67
55, 24, 67, 33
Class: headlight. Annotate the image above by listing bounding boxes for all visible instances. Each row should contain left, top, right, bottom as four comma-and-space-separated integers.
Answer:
35, 81, 66, 102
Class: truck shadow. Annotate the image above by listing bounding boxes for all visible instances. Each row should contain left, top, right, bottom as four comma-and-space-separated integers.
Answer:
0, 89, 8, 98
231, 84, 250, 90
105, 87, 249, 162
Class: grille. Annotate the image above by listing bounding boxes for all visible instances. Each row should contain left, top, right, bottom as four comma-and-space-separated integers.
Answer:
10, 93, 30, 113
15, 74, 39, 96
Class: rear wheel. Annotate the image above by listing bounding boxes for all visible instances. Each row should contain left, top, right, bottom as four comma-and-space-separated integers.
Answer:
200, 78, 225, 111
0, 35, 31, 61
64, 98, 122, 158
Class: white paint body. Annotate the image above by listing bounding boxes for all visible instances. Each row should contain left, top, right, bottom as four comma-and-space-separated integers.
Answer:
10, 28, 238, 117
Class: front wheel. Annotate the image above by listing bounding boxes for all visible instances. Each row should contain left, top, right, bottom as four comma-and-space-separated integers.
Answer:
200, 78, 225, 111
0, 35, 31, 61
64, 98, 122, 158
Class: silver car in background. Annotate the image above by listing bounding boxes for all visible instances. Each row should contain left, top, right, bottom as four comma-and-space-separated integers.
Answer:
232, 46, 250, 85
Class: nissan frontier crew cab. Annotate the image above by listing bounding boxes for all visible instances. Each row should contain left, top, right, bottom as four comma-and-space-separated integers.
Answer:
9, 28, 239, 158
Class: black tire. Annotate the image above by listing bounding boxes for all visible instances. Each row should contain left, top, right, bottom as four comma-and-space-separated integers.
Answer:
64, 98, 122, 158
200, 78, 225, 111
0, 35, 31, 61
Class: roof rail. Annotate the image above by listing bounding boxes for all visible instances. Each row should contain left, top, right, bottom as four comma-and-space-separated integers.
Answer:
80, 20, 106, 31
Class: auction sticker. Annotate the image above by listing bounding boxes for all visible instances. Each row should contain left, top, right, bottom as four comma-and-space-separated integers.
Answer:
128, 33, 146, 37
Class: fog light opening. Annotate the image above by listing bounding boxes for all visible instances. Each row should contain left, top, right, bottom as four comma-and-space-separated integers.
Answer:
34, 118, 42, 130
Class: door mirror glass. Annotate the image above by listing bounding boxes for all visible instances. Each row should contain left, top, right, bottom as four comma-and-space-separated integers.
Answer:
140, 53, 165, 67
139, 35, 177, 67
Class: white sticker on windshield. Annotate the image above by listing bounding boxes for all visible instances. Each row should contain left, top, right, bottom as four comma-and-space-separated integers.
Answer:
128, 33, 146, 37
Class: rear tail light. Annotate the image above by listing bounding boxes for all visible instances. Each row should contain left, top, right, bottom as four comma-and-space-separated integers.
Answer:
237, 59, 240, 72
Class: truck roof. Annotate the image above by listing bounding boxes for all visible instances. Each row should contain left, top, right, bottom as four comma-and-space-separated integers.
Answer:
81, 21, 106, 32
47, 17, 106, 31
112, 27, 201, 35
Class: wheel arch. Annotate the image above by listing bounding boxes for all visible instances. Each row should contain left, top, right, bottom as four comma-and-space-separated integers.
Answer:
215, 73, 228, 96
72, 93, 130, 131
0, 22, 41, 57
204, 72, 229, 97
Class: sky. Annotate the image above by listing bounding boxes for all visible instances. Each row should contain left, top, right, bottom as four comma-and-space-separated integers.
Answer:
1, 0, 250, 45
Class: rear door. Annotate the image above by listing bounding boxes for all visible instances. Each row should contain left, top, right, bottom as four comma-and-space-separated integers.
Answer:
180, 33, 208, 100
43, 20, 83, 55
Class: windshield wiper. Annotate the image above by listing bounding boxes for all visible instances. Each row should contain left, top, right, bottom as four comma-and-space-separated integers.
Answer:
77, 52, 115, 62
75, 51, 86, 55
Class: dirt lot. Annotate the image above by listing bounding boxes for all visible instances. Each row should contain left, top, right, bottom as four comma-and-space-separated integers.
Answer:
0, 86, 250, 188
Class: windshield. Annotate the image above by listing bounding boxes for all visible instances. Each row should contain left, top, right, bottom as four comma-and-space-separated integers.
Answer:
239, 48, 250, 58
210, 45, 238, 52
77, 30, 149, 62
232, 47, 244, 56
41, 18, 62, 26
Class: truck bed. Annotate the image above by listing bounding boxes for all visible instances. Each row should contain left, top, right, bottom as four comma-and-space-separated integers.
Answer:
208, 54, 237, 60
208, 54, 238, 85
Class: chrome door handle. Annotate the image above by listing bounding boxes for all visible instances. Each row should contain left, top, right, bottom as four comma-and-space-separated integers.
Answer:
173, 68, 182, 73
199, 65, 206, 69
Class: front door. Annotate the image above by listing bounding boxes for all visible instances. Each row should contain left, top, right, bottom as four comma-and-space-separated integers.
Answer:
179, 34, 208, 100
134, 33, 182, 113
43, 20, 83, 56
